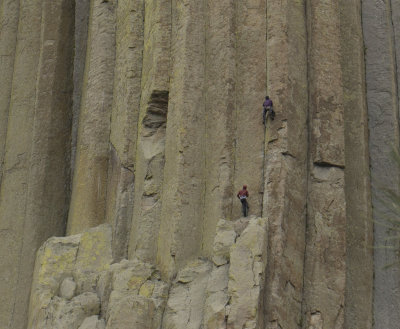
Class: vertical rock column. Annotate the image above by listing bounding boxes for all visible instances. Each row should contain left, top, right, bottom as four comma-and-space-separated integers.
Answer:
0, 1, 43, 324
157, 0, 206, 279
201, 0, 236, 256
128, 0, 170, 263
362, 1, 400, 328
340, 1, 373, 328
67, 0, 116, 235
232, 0, 266, 219
71, 0, 90, 175
263, 0, 308, 328
0, 0, 19, 178
0, 0, 74, 328
105, 0, 144, 261
302, 0, 346, 328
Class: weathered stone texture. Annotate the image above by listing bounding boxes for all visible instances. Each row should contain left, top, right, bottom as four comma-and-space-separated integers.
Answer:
362, 1, 400, 328
68, 0, 116, 234
129, 0, 171, 263
0, 0, 74, 328
28, 225, 113, 329
227, 217, 268, 329
340, 1, 373, 328
308, 0, 345, 168
105, 0, 144, 261
202, 0, 235, 256
0, 0, 391, 327
102, 259, 168, 329
72, 0, 90, 173
232, 0, 266, 219
303, 167, 346, 328
0, 1, 42, 322
29, 214, 268, 329
0, 0, 19, 179
79, 316, 106, 329
263, 0, 308, 328
157, 0, 206, 278
303, 1, 346, 328
162, 260, 212, 329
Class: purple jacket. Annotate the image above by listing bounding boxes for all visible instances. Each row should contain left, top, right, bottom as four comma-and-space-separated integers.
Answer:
263, 99, 273, 108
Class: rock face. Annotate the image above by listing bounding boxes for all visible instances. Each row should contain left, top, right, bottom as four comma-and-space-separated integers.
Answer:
0, 0, 398, 328
363, 1, 400, 328
27, 218, 268, 329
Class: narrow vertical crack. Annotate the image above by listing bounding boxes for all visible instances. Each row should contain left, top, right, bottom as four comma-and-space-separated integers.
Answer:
201, 0, 208, 254
388, 0, 400, 148
301, 0, 312, 326
0, 0, 20, 192
260, 0, 268, 219
231, 0, 240, 220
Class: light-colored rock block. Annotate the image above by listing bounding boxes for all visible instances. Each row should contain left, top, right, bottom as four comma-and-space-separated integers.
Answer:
79, 316, 106, 329
162, 260, 212, 329
60, 277, 77, 300
227, 217, 268, 329
212, 219, 237, 266
28, 225, 113, 329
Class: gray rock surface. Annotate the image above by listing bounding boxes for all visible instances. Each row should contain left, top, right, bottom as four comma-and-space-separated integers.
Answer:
67, 0, 116, 234
157, 0, 207, 279
0, 0, 396, 328
263, 0, 308, 327
363, 0, 400, 328
79, 316, 106, 329
27, 217, 268, 329
341, 1, 373, 328
105, 0, 144, 261
60, 277, 77, 300
0, 0, 74, 327
128, 0, 171, 264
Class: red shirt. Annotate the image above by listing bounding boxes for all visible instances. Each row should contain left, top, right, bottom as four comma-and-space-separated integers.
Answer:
237, 189, 249, 199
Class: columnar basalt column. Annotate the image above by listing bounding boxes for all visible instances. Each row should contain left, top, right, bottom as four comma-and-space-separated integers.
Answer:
105, 0, 144, 261
263, 1, 308, 328
201, 0, 236, 256
0, 2, 43, 325
303, 0, 347, 328
363, 1, 400, 328
128, 0, 171, 263
232, 0, 266, 219
0, 0, 20, 180
340, 1, 373, 328
71, 0, 90, 174
157, 0, 206, 279
67, 0, 116, 235
0, 0, 74, 328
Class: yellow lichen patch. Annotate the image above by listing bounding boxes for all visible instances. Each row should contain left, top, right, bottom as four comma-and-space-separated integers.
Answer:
127, 276, 147, 291
36, 239, 79, 287
139, 281, 155, 298
75, 226, 113, 272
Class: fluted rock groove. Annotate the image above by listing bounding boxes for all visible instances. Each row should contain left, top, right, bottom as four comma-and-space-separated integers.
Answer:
1, 0, 399, 328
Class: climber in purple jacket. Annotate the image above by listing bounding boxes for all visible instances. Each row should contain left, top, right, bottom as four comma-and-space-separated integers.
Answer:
263, 96, 275, 124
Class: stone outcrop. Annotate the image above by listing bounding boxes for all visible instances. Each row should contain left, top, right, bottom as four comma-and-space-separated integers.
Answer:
27, 218, 268, 329
0, 0, 398, 328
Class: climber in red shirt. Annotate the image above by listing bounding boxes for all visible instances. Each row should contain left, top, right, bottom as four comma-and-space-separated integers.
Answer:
237, 185, 249, 217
